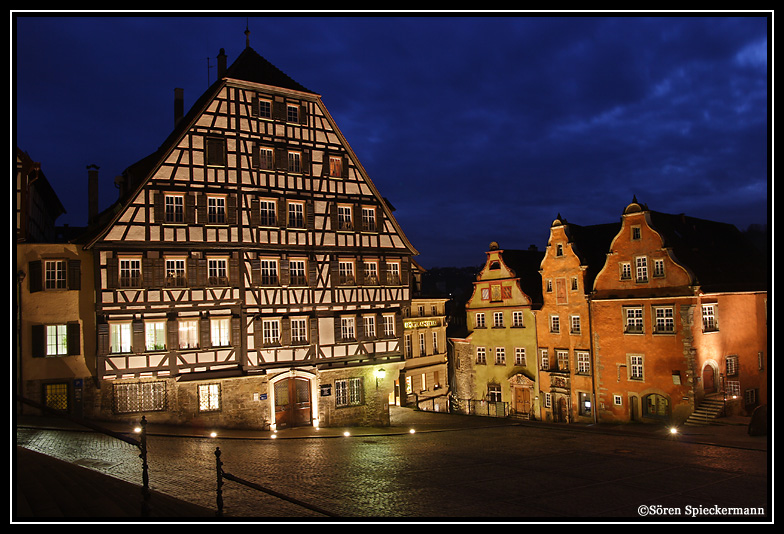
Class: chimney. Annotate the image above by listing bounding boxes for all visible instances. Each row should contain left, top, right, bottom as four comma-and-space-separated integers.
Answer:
174, 87, 184, 128
217, 48, 227, 79
87, 164, 99, 224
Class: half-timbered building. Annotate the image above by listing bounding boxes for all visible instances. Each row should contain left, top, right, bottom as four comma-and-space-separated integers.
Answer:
86, 44, 417, 429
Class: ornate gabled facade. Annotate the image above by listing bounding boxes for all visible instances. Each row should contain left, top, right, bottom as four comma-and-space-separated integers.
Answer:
451, 243, 543, 418
536, 216, 619, 423
85, 44, 417, 429
590, 199, 767, 424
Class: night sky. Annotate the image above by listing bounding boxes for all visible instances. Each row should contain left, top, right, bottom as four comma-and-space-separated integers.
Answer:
14, 13, 770, 268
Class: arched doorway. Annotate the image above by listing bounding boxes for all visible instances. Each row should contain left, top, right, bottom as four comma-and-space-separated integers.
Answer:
702, 364, 716, 394
273, 376, 312, 428
642, 393, 670, 420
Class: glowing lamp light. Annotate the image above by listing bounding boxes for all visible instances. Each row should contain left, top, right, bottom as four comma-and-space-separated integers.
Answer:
669, 427, 679, 435
343, 431, 351, 437
375, 367, 386, 388
133, 426, 142, 434
409, 428, 416, 434
210, 431, 217, 438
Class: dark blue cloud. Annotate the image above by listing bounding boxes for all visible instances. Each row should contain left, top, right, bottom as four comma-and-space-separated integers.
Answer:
14, 14, 768, 268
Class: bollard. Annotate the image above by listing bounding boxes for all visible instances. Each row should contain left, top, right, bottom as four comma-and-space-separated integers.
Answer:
139, 416, 150, 517
215, 447, 224, 517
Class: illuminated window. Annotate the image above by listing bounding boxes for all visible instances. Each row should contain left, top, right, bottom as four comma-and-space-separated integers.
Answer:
654, 306, 674, 333
624, 307, 644, 333
113, 381, 166, 413
335, 377, 363, 407
211, 317, 231, 347
119, 258, 141, 288
45, 325, 68, 356
340, 316, 355, 341
577, 351, 590, 374
291, 317, 308, 344
475, 313, 486, 328
363, 315, 376, 338
628, 354, 644, 380
44, 260, 67, 289
262, 319, 280, 345
329, 155, 343, 177
165, 258, 187, 287
145, 320, 166, 352
44, 383, 68, 411
178, 319, 199, 349
702, 304, 718, 332
198, 384, 221, 412
110, 323, 132, 354
383, 315, 395, 337
635, 256, 648, 282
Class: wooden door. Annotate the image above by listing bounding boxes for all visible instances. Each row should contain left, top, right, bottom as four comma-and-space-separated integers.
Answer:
514, 386, 531, 416
702, 365, 715, 393
274, 377, 312, 428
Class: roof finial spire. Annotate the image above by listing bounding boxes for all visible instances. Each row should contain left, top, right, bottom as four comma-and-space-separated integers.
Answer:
245, 18, 251, 49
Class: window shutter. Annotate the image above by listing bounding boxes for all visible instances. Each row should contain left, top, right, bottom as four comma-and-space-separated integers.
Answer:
106, 257, 118, 289
251, 96, 259, 117
250, 198, 260, 226
227, 195, 237, 225
229, 255, 240, 286
31, 325, 45, 358
277, 198, 287, 227
302, 149, 311, 175
197, 194, 207, 224
200, 315, 211, 349
273, 99, 287, 121
231, 316, 241, 348
308, 257, 317, 287
67, 322, 81, 356
280, 255, 290, 286
275, 147, 287, 171
132, 320, 144, 354
309, 315, 319, 347
167, 315, 178, 351
334, 316, 342, 343
341, 156, 349, 179
251, 143, 260, 168
143, 257, 156, 288
154, 191, 164, 223
250, 259, 261, 286
299, 104, 308, 125
329, 202, 337, 231
28, 261, 42, 293
306, 200, 314, 230
97, 323, 109, 356
281, 317, 291, 346
185, 193, 195, 224
67, 260, 81, 290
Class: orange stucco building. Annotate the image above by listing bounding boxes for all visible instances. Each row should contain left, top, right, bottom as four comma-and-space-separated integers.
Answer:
590, 199, 767, 425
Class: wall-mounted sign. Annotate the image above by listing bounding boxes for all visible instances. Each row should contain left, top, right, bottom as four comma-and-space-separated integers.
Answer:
404, 319, 439, 329
320, 384, 332, 396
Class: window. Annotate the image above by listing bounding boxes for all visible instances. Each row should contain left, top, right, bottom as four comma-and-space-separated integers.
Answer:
289, 259, 307, 286
179, 319, 199, 349
540, 349, 549, 370
726, 380, 740, 398
207, 196, 226, 224
337, 205, 353, 230
635, 256, 648, 282
475, 313, 486, 328
514, 347, 526, 366
288, 202, 305, 228
578, 392, 592, 416
335, 377, 363, 407
286, 104, 299, 123
620, 262, 632, 280
487, 385, 502, 402
432, 331, 439, 353
631, 226, 641, 240
702, 304, 718, 332
556, 243, 564, 256
629, 354, 644, 380
654, 307, 674, 333
550, 315, 560, 334
329, 155, 343, 177
544, 392, 552, 409
476, 347, 487, 364
259, 147, 274, 170
113, 381, 166, 413
493, 312, 504, 328
259, 200, 276, 225
198, 384, 221, 412
726, 354, 739, 376
165, 258, 187, 287
44, 260, 67, 290
613, 395, 623, 406
340, 316, 355, 341
419, 333, 426, 355
363, 315, 376, 338
145, 320, 166, 352
363, 261, 378, 285
382, 315, 395, 337
577, 351, 590, 374
165, 195, 184, 223
495, 347, 506, 365
258, 98, 272, 119
291, 318, 308, 344
386, 262, 401, 285
625, 307, 644, 333
653, 259, 665, 278
338, 261, 355, 285
262, 319, 280, 345
546, 279, 553, 292
570, 315, 581, 335
571, 276, 578, 291
287, 151, 301, 173
45, 325, 68, 356
556, 350, 569, 371
211, 317, 231, 347
206, 137, 226, 166
361, 207, 376, 231
405, 334, 412, 357
512, 311, 524, 327
208, 258, 228, 286
119, 258, 141, 288
110, 323, 132, 354
260, 259, 279, 285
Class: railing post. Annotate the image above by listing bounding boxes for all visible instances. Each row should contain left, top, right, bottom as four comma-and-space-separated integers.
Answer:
215, 447, 224, 517
139, 416, 150, 517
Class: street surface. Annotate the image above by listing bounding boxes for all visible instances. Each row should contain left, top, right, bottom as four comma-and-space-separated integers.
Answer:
16, 421, 768, 520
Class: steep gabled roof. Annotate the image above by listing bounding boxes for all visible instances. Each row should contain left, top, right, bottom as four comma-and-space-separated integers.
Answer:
222, 46, 315, 94
495, 248, 546, 307
563, 221, 620, 291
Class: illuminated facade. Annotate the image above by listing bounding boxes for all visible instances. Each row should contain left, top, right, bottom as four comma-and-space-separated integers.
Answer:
84, 44, 417, 429
590, 199, 767, 424
536, 216, 619, 423
452, 244, 543, 418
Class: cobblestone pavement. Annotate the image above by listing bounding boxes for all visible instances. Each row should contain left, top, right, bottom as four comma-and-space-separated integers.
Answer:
16, 418, 770, 520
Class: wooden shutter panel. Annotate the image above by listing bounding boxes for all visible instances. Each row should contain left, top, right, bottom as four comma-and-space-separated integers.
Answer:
280, 255, 290, 286
154, 191, 164, 223
251, 96, 259, 117
185, 193, 195, 224
197, 194, 207, 224
200, 316, 211, 348
309, 315, 319, 347
302, 149, 311, 175
250, 198, 260, 226
275, 147, 287, 171
227, 195, 237, 225
97, 323, 109, 356
229, 255, 240, 286
31, 324, 45, 358
281, 317, 291, 346
28, 260, 42, 293
67, 322, 81, 356
143, 258, 155, 288
253, 316, 262, 350
167, 315, 179, 351
306, 200, 314, 230
273, 99, 287, 121
299, 104, 308, 125
250, 259, 261, 286
67, 260, 81, 290
251, 143, 260, 169
278, 198, 287, 227
231, 316, 241, 348
334, 316, 342, 343
132, 320, 144, 354
106, 257, 118, 289
341, 156, 349, 179
308, 256, 317, 287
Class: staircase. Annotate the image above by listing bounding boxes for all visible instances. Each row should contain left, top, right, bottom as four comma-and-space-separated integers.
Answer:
683, 396, 725, 426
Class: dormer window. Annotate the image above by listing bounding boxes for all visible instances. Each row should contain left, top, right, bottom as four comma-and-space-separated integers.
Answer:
556, 243, 564, 257
631, 226, 641, 240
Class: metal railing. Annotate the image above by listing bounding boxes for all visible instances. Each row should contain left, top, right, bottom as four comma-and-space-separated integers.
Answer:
451, 398, 510, 418
16, 395, 151, 517
214, 447, 337, 518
